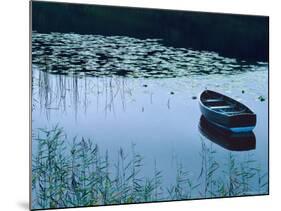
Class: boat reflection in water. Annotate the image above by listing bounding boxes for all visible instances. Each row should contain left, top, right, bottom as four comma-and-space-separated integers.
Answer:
198, 115, 256, 151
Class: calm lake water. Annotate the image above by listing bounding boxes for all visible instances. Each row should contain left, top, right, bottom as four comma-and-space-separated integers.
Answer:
31, 32, 268, 208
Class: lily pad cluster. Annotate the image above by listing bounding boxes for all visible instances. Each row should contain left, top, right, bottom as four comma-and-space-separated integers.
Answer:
32, 32, 268, 78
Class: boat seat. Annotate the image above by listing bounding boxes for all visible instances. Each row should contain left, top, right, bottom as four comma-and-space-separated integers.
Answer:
210, 105, 235, 109
224, 110, 246, 115
203, 99, 224, 103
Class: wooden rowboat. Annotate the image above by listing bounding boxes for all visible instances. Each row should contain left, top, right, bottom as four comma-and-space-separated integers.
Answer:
199, 90, 256, 133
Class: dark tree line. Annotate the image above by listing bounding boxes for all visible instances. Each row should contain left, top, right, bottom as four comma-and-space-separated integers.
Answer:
32, 1, 269, 62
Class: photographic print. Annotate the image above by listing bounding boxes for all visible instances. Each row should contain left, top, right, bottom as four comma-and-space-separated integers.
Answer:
30, 1, 269, 210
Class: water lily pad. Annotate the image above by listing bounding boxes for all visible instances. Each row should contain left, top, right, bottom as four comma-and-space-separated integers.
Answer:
258, 95, 266, 102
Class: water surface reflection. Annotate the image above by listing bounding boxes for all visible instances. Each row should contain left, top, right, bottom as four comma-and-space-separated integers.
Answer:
31, 32, 268, 209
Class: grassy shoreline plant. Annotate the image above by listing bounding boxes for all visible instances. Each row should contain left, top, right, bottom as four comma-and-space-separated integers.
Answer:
32, 126, 268, 210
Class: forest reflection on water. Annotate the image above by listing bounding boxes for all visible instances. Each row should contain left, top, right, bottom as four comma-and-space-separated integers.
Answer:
31, 32, 268, 209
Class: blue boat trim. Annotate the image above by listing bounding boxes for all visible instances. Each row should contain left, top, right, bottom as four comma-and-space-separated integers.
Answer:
207, 119, 254, 133
229, 126, 255, 133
